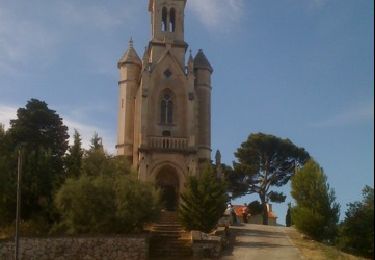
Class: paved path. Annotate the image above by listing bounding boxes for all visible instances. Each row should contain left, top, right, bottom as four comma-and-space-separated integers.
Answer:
221, 224, 303, 260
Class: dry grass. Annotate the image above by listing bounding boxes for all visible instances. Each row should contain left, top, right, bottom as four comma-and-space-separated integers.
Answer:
285, 227, 367, 260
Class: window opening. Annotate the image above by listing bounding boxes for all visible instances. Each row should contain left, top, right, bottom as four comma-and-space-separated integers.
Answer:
170, 8, 176, 32
162, 7, 168, 32
161, 93, 173, 124
162, 130, 171, 137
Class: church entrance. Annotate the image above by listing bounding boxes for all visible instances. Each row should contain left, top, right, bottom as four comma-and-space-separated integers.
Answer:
156, 165, 180, 211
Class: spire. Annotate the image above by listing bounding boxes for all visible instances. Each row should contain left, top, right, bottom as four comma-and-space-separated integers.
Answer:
193, 49, 213, 73
118, 38, 142, 68
187, 49, 194, 72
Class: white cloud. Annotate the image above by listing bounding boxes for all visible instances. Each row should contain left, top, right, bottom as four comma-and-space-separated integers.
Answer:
310, 102, 374, 128
0, 1, 140, 77
188, 0, 245, 30
63, 117, 116, 154
0, 105, 18, 129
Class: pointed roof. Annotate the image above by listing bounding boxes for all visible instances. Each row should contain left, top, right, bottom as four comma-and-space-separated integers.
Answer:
187, 49, 194, 72
142, 46, 150, 64
193, 49, 213, 73
118, 38, 142, 68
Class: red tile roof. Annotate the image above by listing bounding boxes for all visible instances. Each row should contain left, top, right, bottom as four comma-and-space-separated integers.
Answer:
233, 205, 277, 219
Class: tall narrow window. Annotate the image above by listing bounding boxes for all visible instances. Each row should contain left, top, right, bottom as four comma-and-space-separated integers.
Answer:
161, 94, 173, 124
162, 7, 168, 32
170, 8, 176, 32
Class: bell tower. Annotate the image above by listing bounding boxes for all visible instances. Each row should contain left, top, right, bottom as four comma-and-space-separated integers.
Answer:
116, 0, 213, 208
148, 0, 188, 68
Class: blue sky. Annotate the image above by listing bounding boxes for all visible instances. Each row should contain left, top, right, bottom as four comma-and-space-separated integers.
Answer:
0, 0, 373, 225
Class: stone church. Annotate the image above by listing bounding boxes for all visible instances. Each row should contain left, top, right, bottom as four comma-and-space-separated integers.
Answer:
116, 0, 213, 210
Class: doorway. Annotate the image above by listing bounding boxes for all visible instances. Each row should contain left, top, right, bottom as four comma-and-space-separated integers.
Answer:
156, 165, 180, 211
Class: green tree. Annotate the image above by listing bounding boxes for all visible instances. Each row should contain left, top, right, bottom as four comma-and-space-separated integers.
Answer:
54, 174, 161, 234
3, 99, 69, 223
0, 125, 18, 225
64, 129, 83, 178
247, 201, 263, 215
90, 132, 103, 150
291, 160, 340, 241
232, 133, 310, 225
178, 166, 227, 233
338, 186, 374, 258
82, 133, 131, 177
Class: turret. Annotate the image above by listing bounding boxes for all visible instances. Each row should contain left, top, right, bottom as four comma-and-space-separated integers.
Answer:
194, 49, 213, 161
116, 39, 142, 161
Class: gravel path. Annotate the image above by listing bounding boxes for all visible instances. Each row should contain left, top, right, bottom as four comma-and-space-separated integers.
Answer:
221, 224, 303, 260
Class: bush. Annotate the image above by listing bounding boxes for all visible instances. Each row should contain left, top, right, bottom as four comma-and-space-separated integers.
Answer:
178, 166, 227, 233
247, 201, 263, 215
54, 175, 161, 234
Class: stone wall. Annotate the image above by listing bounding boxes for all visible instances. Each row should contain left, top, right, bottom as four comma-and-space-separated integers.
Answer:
0, 235, 149, 260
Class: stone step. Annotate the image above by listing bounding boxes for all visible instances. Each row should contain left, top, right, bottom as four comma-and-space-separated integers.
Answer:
152, 226, 184, 232
151, 250, 193, 257
150, 211, 193, 258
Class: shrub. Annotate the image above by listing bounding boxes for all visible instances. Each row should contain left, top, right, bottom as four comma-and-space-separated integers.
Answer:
178, 166, 227, 233
54, 175, 161, 234
337, 186, 374, 258
247, 201, 263, 215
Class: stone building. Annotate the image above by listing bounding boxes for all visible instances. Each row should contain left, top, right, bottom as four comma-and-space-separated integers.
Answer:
116, 0, 213, 210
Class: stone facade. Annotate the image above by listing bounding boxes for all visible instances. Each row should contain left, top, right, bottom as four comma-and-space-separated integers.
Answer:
0, 236, 148, 260
116, 0, 213, 209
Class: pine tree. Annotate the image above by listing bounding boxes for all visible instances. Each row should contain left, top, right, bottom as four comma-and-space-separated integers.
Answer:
338, 186, 374, 258
232, 133, 310, 225
178, 166, 227, 233
64, 129, 83, 178
5, 99, 70, 222
291, 160, 340, 241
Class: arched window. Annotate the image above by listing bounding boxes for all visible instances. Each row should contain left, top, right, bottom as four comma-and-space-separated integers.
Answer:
161, 93, 173, 124
169, 8, 176, 32
161, 7, 168, 32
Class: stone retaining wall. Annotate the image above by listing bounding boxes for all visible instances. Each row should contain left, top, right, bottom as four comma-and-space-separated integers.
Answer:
0, 235, 149, 260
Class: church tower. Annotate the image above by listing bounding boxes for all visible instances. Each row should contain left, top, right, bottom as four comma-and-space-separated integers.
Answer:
116, 0, 213, 210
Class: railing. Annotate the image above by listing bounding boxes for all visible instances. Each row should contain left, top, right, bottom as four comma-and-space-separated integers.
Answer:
149, 136, 188, 151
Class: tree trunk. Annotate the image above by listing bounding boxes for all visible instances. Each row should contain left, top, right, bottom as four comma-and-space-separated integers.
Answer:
260, 195, 268, 225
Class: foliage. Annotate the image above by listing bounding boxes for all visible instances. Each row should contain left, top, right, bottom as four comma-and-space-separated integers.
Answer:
9, 99, 69, 160
179, 165, 227, 233
0, 99, 69, 225
90, 132, 103, 150
54, 174, 161, 234
247, 201, 263, 215
64, 129, 83, 178
0, 126, 18, 225
337, 186, 374, 258
231, 133, 310, 225
291, 160, 340, 241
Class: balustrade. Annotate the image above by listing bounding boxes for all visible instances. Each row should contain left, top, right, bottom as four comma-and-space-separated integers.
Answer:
149, 136, 188, 150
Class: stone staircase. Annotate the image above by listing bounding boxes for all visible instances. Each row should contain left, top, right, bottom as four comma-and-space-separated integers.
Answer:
149, 211, 193, 258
